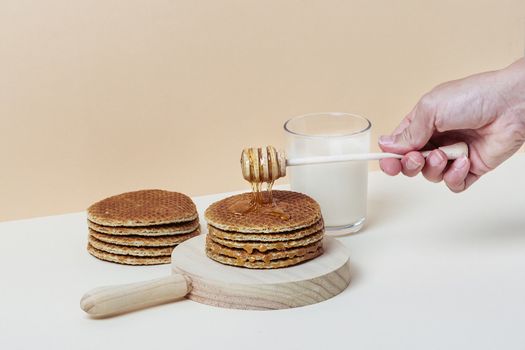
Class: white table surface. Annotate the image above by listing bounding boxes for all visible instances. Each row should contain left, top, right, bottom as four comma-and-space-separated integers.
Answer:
1, 155, 525, 350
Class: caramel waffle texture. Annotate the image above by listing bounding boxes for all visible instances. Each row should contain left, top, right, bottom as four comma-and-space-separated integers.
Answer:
87, 244, 171, 265
208, 229, 324, 253
87, 218, 199, 236
89, 227, 200, 247
204, 190, 324, 269
206, 236, 322, 262
206, 244, 323, 269
207, 220, 324, 242
204, 190, 321, 233
88, 235, 175, 256
87, 189, 197, 226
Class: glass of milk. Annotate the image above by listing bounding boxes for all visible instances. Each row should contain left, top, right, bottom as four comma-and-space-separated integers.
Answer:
284, 112, 371, 235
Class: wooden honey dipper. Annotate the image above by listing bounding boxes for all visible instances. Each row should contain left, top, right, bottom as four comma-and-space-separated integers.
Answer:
241, 142, 469, 182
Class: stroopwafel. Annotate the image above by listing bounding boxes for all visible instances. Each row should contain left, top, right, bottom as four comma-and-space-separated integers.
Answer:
88, 189, 197, 227
86, 189, 200, 265
87, 244, 171, 265
89, 227, 200, 247
204, 190, 324, 269
204, 190, 321, 233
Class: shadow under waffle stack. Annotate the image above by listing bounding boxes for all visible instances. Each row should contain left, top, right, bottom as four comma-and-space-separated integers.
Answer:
86, 189, 200, 265
204, 190, 324, 269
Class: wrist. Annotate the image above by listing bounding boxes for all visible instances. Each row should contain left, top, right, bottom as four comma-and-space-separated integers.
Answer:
497, 58, 525, 124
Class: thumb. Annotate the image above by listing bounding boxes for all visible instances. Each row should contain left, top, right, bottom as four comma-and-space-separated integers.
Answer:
379, 105, 436, 154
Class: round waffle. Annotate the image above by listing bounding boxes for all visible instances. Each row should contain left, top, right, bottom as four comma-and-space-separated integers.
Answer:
89, 227, 200, 247
88, 189, 198, 227
208, 229, 323, 254
204, 190, 321, 233
206, 236, 322, 262
87, 218, 199, 236
207, 219, 324, 242
206, 241, 323, 269
88, 235, 175, 257
87, 244, 170, 265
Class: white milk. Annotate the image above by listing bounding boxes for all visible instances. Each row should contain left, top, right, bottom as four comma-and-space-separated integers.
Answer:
287, 130, 369, 231
289, 161, 367, 227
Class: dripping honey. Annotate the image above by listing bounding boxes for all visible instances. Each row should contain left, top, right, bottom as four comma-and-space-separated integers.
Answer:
229, 147, 290, 221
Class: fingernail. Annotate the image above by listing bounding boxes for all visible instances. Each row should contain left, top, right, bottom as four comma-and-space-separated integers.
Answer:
428, 151, 444, 167
379, 135, 394, 145
455, 156, 468, 170
406, 155, 421, 170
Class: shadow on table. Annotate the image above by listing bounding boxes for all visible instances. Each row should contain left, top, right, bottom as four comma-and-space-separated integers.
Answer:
363, 192, 413, 231
447, 217, 525, 246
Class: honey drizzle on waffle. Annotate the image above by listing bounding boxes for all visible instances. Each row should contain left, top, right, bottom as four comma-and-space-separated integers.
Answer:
231, 146, 290, 220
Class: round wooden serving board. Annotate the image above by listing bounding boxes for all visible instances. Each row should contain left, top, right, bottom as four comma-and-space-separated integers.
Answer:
172, 235, 351, 310
81, 235, 351, 317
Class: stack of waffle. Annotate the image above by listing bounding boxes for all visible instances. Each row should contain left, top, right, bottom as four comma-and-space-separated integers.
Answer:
87, 189, 200, 265
204, 190, 324, 269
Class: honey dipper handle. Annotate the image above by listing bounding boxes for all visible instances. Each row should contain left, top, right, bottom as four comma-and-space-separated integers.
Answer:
80, 274, 191, 317
286, 142, 469, 165
420, 142, 469, 159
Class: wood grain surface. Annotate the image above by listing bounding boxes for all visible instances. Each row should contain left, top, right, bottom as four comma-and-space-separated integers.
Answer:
172, 235, 351, 310
81, 235, 351, 316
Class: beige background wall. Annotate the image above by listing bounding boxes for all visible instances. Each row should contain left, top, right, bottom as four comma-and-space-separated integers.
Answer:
1, 0, 524, 221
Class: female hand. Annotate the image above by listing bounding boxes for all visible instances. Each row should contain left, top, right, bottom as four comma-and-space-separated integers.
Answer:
379, 58, 525, 192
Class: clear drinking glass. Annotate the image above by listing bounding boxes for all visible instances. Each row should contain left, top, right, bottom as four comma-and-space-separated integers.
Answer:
284, 112, 371, 235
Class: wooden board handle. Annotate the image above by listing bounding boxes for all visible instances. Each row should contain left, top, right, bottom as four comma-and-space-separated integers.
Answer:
80, 274, 191, 317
